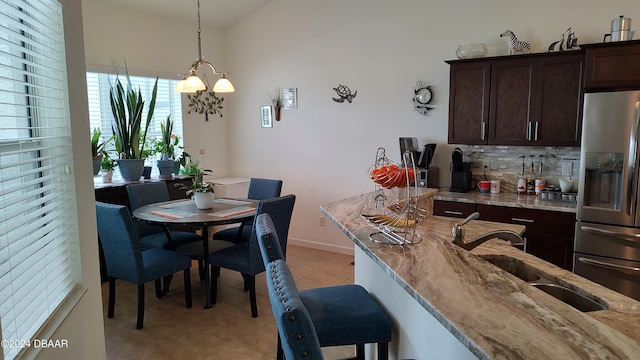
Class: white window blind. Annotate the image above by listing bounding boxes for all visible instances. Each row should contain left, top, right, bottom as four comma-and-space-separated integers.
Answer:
86, 72, 184, 160
0, 1, 81, 359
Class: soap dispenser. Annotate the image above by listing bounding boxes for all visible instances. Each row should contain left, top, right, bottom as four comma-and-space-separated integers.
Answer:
517, 156, 526, 194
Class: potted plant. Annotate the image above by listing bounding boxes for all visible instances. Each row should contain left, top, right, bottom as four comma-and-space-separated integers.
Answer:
156, 115, 179, 178
100, 153, 118, 183
182, 162, 214, 209
91, 128, 112, 175
110, 67, 158, 181
269, 88, 282, 121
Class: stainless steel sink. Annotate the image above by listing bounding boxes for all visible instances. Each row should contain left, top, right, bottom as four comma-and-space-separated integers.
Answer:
479, 255, 607, 312
530, 283, 606, 312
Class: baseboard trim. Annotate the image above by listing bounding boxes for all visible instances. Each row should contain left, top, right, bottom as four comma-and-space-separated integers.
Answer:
288, 237, 354, 256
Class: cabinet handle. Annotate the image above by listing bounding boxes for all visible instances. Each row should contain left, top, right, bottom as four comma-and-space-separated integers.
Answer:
481, 121, 486, 140
534, 121, 539, 141
444, 210, 464, 216
578, 257, 640, 275
512, 217, 534, 223
527, 122, 532, 141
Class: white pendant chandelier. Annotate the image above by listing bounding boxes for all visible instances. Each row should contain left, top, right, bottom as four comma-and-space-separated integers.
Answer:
175, 0, 235, 93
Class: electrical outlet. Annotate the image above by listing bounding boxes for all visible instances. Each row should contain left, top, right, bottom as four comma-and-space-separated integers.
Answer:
320, 216, 325, 226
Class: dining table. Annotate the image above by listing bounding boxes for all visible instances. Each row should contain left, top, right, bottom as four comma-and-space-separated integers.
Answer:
132, 197, 258, 309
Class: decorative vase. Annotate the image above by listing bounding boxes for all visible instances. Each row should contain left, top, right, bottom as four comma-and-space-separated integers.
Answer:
157, 159, 174, 179
102, 170, 113, 183
274, 106, 281, 121
142, 166, 152, 179
193, 192, 215, 209
92, 157, 102, 175
117, 158, 146, 181
172, 161, 181, 175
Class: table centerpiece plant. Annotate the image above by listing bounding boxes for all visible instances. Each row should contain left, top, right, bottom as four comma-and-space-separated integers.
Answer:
181, 161, 214, 209
110, 65, 158, 181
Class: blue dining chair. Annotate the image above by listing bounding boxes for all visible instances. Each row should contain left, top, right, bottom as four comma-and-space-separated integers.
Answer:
256, 213, 392, 360
95, 202, 193, 329
211, 177, 283, 244
126, 181, 205, 250
208, 194, 295, 317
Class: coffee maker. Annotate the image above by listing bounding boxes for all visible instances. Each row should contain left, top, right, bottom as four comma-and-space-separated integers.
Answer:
450, 148, 471, 192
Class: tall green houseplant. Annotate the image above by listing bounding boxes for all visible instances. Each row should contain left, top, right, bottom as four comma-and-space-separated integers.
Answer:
110, 69, 158, 180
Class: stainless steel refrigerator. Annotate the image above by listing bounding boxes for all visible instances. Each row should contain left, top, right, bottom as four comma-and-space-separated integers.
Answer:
575, 90, 640, 301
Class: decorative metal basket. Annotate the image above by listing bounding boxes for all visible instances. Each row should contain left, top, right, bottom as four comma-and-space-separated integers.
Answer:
361, 147, 428, 245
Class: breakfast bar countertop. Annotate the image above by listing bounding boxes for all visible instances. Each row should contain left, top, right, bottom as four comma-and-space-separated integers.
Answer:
321, 189, 640, 360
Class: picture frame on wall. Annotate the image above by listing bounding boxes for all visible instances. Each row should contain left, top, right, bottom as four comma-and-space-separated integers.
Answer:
282, 88, 297, 109
261, 105, 273, 128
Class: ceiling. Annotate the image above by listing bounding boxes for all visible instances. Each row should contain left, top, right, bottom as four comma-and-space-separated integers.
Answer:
96, 0, 272, 30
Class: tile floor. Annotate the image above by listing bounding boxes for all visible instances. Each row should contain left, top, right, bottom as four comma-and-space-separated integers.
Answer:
101, 245, 356, 359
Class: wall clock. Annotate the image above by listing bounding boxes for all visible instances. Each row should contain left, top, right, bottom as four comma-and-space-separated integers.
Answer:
413, 81, 434, 116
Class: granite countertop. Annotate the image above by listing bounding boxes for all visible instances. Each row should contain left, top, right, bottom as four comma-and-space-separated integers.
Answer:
434, 189, 577, 213
321, 190, 640, 360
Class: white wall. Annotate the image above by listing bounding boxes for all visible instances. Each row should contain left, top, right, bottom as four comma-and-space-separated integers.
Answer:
81, 0, 638, 254
33, 1, 107, 359
225, 0, 637, 253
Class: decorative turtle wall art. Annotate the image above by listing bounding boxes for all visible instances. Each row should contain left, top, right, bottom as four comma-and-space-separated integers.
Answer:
332, 84, 357, 103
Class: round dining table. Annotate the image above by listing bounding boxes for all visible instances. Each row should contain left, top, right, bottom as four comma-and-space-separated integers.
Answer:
132, 197, 258, 309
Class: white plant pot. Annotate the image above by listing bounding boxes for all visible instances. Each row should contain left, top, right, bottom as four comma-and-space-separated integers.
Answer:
102, 170, 113, 183
193, 192, 215, 209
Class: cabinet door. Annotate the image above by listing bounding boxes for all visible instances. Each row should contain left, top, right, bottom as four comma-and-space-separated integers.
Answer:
533, 53, 583, 146
584, 41, 640, 90
433, 200, 477, 218
489, 58, 535, 145
447, 61, 490, 145
476, 204, 575, 270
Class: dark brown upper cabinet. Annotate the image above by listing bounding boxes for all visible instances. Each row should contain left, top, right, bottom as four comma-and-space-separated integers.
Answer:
583, 40, 640, 91
447, 51, 583, 146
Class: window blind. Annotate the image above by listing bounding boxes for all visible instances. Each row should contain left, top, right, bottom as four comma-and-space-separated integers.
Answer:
0, 1, 82, 359
86, 72, 184, 152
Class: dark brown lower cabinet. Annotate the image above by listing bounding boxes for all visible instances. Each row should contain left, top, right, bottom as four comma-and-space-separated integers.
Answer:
434, 200, 576, 270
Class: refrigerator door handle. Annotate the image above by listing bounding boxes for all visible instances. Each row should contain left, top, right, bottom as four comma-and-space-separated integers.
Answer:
578, 257, 640, 275
581, 225, 640, 244
628, 101, 640, 218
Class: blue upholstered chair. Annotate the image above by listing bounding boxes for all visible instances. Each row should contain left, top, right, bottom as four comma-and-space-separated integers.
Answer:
256, 213, 392, 360
211, 177, 283, 244
265, 259, 325, 360
95, 202, 193, 329
208, 194, 295, 317
126, 181, 204, 250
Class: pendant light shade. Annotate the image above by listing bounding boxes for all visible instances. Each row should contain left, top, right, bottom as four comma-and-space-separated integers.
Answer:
175, 0, 234, 94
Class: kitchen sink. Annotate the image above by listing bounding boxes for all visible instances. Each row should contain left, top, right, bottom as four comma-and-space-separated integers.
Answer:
479, 255, 607, 312
530, 283, 606, 312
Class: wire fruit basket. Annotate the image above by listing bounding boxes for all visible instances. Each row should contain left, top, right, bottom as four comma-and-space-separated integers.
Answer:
361, 147, 428, 245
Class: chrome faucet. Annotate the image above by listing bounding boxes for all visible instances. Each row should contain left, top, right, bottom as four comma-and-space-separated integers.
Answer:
452, 212, 525, 251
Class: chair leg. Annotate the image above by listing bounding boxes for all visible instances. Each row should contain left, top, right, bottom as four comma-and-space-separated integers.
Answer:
356, 344, 365, 360
210, 265, 219, 304
136, 284, 145, 329
162, 274, 173, 294
378, 342, 389, 360
107, 277, 116, 318
241, 273, 250, 291
247, 274, 258, 318
276, 333, 284, 360
198, 259, 205, 281
155, 279, 163, 299
183, 269, 192, 308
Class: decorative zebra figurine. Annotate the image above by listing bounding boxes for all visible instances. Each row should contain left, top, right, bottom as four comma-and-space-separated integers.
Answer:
500, 30, 531, 55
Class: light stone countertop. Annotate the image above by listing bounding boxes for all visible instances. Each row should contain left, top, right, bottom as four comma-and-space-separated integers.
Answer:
434, 189, 577, 213
321, 189, 640, 360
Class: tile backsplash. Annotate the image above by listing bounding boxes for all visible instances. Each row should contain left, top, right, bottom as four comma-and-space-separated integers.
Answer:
459, 145, 581, 194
